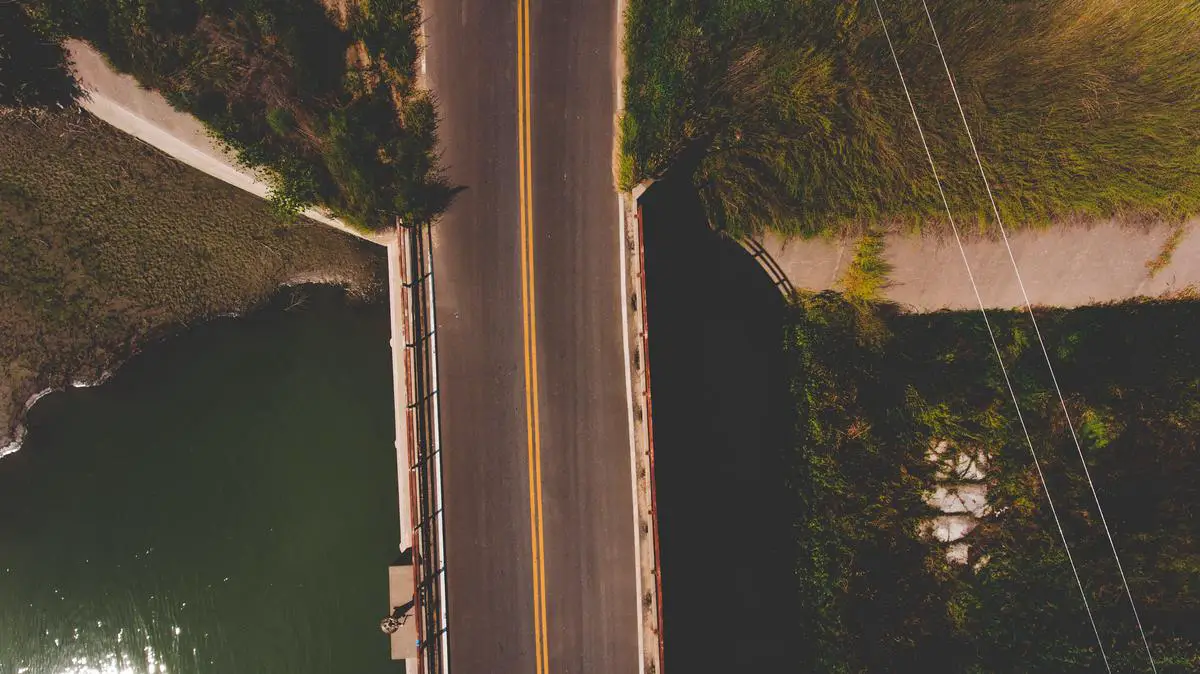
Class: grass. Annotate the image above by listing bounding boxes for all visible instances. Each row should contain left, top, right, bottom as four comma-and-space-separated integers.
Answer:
1146, 225, 1188, 277
784, 291, 1200, 670
838, 232, 891, 302
621, 0, 1200, 237
22, 0, 454, 229
0, 107, 383, 448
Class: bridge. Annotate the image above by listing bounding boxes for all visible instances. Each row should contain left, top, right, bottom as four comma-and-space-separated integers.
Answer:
405, 0, 662, 671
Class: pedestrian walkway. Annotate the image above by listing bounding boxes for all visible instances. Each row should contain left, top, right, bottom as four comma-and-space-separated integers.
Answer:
756, 219, 1200, 310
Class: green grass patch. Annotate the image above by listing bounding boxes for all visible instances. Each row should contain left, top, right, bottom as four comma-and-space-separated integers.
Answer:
22, 0, 454, 229
1146, 225, 1188, 278
785, 292, 1200, 670
0, 108, 383, 447
838, 232, 891, 302
622, 0, 1200, 237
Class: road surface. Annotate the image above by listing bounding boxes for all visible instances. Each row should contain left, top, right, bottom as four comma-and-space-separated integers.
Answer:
423, 0, 640, 672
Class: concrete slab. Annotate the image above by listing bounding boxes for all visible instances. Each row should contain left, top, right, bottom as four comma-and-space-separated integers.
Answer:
388, 564, 418, 660
758, 219, 1200, 311
759, 232, 848, 291
925, 484, 989, 517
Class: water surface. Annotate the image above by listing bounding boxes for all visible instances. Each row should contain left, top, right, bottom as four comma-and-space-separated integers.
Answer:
0, 287, 402, 674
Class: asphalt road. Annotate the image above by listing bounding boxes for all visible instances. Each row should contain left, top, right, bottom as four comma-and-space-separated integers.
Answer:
423, 0, 640, 672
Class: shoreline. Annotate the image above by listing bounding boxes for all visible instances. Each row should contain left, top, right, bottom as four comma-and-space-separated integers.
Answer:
0, 277, 374, 460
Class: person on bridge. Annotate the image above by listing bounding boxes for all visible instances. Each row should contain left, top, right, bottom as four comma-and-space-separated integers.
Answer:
380, 598, 415, 634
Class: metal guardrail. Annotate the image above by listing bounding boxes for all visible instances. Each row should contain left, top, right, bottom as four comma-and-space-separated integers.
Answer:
399, 223, 450, 674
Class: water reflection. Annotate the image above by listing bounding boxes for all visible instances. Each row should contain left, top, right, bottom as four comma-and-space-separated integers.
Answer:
0, 288, 401, 674
3, 578, 211, 674
11, 623, 175, 674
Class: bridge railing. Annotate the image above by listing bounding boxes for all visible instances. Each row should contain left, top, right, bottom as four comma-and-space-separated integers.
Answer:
399, 222, 450, 674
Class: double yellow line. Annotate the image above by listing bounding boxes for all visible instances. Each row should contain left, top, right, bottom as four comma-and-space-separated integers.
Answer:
516, 0, 550, 671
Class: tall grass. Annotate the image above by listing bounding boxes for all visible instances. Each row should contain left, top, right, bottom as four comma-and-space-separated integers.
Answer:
839, 232, 891, 302
622, 0, 1200, 237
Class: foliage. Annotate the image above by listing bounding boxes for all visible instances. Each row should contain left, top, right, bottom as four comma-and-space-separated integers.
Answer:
21, 0, 455, 229
0, 109, 382, 447
785, 291, 1200, 670
0, 0, 80, 107
1147, 225, 1188, 277
622, 0, 1200, 237
839, 232, 891, 302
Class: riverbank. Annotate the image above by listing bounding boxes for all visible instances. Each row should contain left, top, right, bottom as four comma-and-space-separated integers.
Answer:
0, 107, 384, 455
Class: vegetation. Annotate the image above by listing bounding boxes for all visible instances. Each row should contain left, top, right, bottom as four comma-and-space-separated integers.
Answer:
1147, 225, 1188, 277
621, 0, 1200, 237
0, 0, 80, 107
838, 232, 890, 302
0, 108, 383, 449
784, 292, 1200, 670
20, 0, 455, 229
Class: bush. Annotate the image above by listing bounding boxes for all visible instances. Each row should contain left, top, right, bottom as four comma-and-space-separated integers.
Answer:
0, 2, 79, 107
23, 0, 454, 230
784, 292, 1200, 670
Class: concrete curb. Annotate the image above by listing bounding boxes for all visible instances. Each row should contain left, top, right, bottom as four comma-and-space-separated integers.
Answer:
620, 184, 664, 674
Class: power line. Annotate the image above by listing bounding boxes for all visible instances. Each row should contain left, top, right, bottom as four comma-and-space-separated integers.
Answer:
869, 1, 1112, 669
916, 1, 1158, 669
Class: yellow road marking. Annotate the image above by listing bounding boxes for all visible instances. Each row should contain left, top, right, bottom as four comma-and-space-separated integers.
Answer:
517, 0, 549, 671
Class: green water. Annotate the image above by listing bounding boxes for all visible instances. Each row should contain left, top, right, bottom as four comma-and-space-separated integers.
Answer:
0, 287, 403, 674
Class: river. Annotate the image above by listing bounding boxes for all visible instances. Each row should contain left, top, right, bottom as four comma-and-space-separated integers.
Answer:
0, 287, 403, 674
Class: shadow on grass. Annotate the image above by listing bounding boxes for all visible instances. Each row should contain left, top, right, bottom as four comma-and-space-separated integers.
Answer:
642, 171, 802, 671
